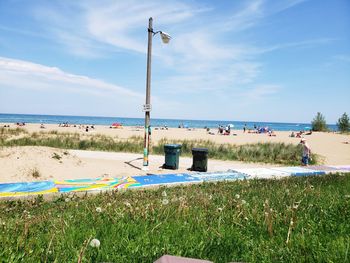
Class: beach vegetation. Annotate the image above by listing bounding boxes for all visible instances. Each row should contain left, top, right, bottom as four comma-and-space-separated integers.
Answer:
30, 167, 41, 178
52, 152, 62, 160
0, 130, 318, 165
0, 127, 27, 137
311, 112, 328, 131
337, 112, 350, 133
154, 139, 318, 165
0, 173, 348, 262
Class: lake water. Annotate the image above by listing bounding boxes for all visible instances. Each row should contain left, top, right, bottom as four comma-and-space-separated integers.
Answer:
0, 113, 337, 131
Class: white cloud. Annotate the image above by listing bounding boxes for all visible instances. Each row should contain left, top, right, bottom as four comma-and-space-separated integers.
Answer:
31, 0, 205, 56
215, 0, 308, 33
6, 0, 316, 118
242, 84, 281, 100
156, 62, 262, 94
220, 0, 265, 32
30, 0, 267, 96
256, 38, 337, 53
0, 57, 143, 99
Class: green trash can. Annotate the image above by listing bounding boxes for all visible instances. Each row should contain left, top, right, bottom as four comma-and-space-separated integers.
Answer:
192, 148, 208, 172
164, 144, 182, 169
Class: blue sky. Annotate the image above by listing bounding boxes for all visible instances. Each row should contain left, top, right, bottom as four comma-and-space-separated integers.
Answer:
0, 0, 349, 123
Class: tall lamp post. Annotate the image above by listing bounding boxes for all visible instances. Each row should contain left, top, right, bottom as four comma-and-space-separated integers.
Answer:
142, 17, 171, 171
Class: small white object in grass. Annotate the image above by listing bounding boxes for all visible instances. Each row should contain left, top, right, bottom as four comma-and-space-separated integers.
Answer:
217, 207, 223, 212
162, 190, 167, 197
241, 200, 247, 205
235, 194, 240, 199
90, 238, 100, 248
96, 207, 102, 213
65, 198, 70, 202
162, 199, 169, 205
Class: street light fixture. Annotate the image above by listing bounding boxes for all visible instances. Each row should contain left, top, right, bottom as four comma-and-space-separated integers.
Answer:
160, 32, 171, 44
142, 17, 171, 171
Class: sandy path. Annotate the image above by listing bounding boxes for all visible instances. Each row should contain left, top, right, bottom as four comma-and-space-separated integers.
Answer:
0, 146, 274, 183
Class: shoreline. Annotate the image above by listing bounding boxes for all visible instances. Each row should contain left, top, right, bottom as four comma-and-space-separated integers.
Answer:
0, 113, 338, 131
0, 121, 339, 134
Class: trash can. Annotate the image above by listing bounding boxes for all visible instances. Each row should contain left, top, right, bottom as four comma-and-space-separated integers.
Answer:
164, 144, 182, 169
192, 148, 208, 172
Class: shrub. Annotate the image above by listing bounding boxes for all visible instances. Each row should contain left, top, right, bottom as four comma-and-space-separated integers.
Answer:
337, 112, 350, 132
311, 112, 328, 131
52, 152, 62, 160
30, 167, 41, 178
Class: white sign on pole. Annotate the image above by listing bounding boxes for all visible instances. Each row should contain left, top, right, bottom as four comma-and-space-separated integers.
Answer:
143, 104, 152, 112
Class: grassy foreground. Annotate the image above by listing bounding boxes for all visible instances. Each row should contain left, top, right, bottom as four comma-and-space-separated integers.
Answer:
0, 128, 318, 165
0, 174, 349, 262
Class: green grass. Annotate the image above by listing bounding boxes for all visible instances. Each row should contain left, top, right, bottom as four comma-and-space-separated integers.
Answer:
0, 129, 318, 165
0, 173, 349, 262
154, 139, 317, 165
0, 127, 27, 138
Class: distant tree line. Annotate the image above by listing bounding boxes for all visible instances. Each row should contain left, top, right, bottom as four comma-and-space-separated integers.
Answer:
311, 112, 349, 132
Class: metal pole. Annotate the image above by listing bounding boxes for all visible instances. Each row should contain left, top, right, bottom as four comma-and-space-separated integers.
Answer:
143, 17, 153, 170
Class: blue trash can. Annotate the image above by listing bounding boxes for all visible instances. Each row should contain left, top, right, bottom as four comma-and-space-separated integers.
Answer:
164, 144, 182, 169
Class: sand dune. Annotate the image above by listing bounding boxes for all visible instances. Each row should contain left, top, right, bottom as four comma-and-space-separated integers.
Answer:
0, 123, 349, 183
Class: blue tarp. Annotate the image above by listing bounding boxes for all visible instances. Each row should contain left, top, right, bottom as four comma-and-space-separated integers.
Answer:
0, 181, 55, 193
133, 173, 199, 186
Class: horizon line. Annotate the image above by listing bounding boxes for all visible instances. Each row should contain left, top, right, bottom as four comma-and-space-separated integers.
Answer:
0, 112, 337, 126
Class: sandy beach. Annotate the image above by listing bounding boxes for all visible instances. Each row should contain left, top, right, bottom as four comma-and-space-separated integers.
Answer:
1, 123, 349, 183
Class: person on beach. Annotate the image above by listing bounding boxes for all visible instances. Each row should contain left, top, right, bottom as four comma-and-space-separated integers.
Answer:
224, 125, 231, 135
218, 125, 224, 134
268, 130, 276, 136
300, 138, 311, 166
